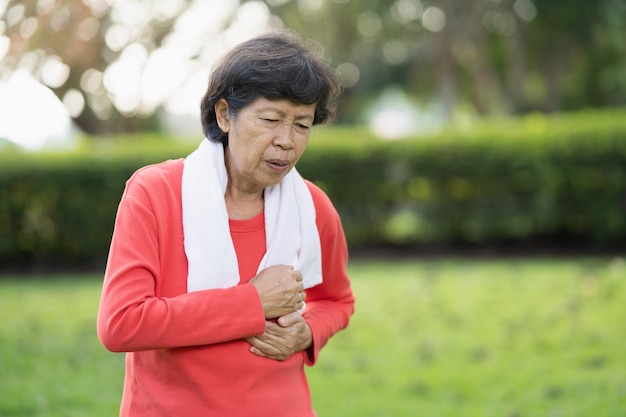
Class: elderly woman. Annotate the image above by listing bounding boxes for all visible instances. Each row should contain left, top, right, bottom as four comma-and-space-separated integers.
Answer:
97, 30, 355, 416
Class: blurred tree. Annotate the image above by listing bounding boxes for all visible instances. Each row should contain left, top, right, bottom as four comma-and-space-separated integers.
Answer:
600, 0, 626, 106
0, 0, 191, 134
528, 0, 603, 112
264, 0, 626, 122
503, 0, 530, 113
1, 0, 624, 134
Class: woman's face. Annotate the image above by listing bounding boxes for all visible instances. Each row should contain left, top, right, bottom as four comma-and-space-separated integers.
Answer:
216, 97, 315, 195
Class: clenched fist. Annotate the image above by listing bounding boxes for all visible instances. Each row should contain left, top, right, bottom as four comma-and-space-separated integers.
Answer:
250, 265, 306, 319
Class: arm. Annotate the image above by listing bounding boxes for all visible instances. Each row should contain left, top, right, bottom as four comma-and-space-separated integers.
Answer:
97, 168, 268, 352
246, 182, 355, 363
301, 185, 355, 365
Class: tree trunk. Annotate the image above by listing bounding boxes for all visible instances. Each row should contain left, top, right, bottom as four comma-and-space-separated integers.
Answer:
505, 0, 529, 113
543, 43, 570, 113
467, 0, 504, 115
433, 0, 457, 121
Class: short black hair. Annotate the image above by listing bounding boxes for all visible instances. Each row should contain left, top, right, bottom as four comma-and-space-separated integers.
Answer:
200, 30, 341, 144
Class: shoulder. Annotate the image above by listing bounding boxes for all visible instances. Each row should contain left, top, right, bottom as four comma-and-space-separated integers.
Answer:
127, 159, 184, 189
304, 180, 349, 260
123, 159, 184, 200
129, 158, 184, 182
304, 180, 344, 232
304, 180, 336, 214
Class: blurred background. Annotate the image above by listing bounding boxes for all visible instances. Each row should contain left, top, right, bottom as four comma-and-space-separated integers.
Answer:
2, 3, 626, 416
1, 0, 624, 148
2, 0, 626, 269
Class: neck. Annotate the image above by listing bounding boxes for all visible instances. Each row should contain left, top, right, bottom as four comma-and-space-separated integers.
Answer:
225, 186, 264, 220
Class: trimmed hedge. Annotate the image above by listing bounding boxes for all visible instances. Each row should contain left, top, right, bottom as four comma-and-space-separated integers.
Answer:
0, 135, 196, 270
302, 111, 626, 248
1, 110, 625, 271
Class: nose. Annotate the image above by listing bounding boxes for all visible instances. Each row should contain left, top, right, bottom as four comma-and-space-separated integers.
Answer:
273, 121, 295, 149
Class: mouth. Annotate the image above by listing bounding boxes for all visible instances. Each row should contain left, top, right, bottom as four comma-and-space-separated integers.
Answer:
266, 158, 291, 172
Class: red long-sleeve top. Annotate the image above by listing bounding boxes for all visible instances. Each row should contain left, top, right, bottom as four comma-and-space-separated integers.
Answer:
97, 158, 355, 417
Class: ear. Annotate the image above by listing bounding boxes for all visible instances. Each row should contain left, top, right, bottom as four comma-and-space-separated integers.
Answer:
214, 99, 230, 133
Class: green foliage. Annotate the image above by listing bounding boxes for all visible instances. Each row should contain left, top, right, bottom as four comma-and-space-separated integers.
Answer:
1, 257, 625, 416
301, 109, 626, 247
0, 276, 124, 416
0, 135, 196, 269
1, 109, 626, 271
307, 257, 626, 417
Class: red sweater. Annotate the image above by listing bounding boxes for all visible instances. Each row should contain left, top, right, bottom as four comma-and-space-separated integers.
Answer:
97, 158, 355, 417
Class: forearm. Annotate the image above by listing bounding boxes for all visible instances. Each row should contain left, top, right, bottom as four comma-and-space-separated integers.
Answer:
98, 279, 265, 352
98, 188, 268, 351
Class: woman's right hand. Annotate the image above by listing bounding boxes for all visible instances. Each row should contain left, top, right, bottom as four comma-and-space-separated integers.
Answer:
250, 265, 305, 319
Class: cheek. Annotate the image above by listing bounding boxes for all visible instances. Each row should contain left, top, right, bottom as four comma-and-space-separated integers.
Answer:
241, 141, 269, 169
295, 138, 309, 155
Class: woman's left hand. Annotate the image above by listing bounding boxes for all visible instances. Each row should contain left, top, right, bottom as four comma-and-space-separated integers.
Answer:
246, 311, 312, 361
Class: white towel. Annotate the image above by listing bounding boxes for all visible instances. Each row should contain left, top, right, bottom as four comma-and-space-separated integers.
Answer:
182, 138, 323, 292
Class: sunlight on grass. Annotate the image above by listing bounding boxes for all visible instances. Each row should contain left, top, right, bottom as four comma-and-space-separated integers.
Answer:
0, 277, 124, 417
306, 258, 626, 417
0, 258, 625, 417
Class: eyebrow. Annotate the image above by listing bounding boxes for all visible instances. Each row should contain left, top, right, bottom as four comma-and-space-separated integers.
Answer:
260, 108, 314, 122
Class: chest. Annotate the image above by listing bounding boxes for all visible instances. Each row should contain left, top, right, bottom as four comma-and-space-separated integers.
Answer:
229, 213, 267, 283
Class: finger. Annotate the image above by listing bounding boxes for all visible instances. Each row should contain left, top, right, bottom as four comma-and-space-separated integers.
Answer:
251, 346, 288, 361
278, 311, 302, 327
294, 271, 303, 282
248, 336, 289, 360
248, 336, 276, 354
246, 337, 264, 355
250, 345, 271, 358
294, 292, 305, 309
255, 322, 281, 339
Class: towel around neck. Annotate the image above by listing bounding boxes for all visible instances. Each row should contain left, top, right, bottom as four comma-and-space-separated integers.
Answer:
182, 138, 323, 292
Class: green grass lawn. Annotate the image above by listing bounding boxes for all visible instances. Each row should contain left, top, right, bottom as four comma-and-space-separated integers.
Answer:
1, 257, 625, 417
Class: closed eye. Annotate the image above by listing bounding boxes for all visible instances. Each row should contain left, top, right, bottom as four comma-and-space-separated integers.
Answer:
295, 123, 311, 132
259, 117, 311, 134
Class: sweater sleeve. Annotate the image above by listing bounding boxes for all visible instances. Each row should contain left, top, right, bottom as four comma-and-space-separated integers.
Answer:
301, 181, 356, 365
97, 165, 266, 353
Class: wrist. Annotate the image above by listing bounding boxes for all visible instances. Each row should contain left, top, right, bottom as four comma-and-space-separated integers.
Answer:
303, 324, 315, 363
301, 322, 313, 351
